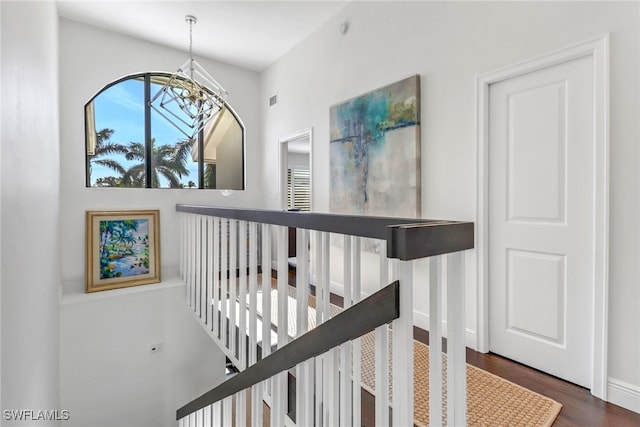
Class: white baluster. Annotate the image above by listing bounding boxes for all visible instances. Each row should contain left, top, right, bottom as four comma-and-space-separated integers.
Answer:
186, 214, 193, 308
261, 224, 272, 400
272, 225, 288, 426
313, 230, 325, 427
392, 259, 414, 427
375, 240, 390, 427
296, 228, 310, 336
222, 396, 232, 427
325, 346, 340, 427
236, 390, 246, 427
183, 214, 188, 301
430, 255, 444, 427
272, 371, 286, 426
321, 232, 331, 324
220, 219, 228, 349
196, 215, 203, 319
206, 217, 213, 328
203, 404, 211, 427
324, 233, 339, 427
251, 381, 263, 427
296, 228, 313, 426
447, 251, 466, 426
190, 214, 197, 311
229, 220, 238, 363
196, 408, 204, 427
212, 400, 221, 427
201, 217, 208, 325
238, 221, 248, 370
180, 213, 185, 283
212, 217, 220, 339
314, 231, 325, 327
248, 222, 258, 367
340, 235, 353, 427
352, 236, 362, 427
276, 225, 288, 348
343, 236, 352, 309
248, 226, 261, 427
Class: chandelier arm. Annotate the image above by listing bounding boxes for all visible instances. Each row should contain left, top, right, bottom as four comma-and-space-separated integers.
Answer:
148, 14, 227, 140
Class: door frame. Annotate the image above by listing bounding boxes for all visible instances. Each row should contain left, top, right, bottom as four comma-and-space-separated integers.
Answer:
279, 128, 313, 211
475, 35, 610, 399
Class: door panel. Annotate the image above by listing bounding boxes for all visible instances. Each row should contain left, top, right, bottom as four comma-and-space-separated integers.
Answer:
507, 81, 567, 224
489, 55, 593, 388
506, 249, 565, 346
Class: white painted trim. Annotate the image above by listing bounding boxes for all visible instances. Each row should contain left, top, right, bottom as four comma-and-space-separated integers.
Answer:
414, 309, 477, 349
475, 34, 610, 399
329, 279, 345, 298
59, 277, 185, 305
278, 128, 313, 211
607, 378, 640, 414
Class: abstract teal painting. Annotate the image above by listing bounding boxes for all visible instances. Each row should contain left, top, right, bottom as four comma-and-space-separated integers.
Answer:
330, 75, 421, 217
86, 210, 160, 292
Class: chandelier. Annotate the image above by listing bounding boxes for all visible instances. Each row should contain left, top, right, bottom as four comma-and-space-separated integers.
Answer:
149, 15, 228, 140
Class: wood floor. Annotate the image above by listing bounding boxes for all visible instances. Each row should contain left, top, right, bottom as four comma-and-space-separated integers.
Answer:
465, 350, 640, 427
283, 267, 640, 426
428, 330, 640, 427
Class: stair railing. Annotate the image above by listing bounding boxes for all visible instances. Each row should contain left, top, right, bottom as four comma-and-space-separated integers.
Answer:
176, 204, 474, 426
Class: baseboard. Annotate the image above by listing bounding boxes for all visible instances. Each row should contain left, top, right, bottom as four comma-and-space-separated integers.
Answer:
607, 378, 640, 414
413, 309, 478, 350
329, 279, 345, 297
329, 280, 478, 349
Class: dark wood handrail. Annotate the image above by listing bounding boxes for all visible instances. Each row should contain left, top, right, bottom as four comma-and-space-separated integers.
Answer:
176, 280, 400, 420
176, 204, 474, 260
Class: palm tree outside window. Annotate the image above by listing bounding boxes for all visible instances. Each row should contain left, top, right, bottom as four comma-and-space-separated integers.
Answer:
85, 72, 245, 190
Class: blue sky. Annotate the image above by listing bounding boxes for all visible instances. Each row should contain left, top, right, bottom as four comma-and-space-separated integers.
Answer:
91, 78, 199, 187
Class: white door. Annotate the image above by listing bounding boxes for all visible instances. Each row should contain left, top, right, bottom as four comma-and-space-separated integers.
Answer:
488, 54, 594, 388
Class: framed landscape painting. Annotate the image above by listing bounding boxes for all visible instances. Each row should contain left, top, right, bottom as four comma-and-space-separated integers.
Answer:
86, 210, 160, 292
330, 75, 421, 218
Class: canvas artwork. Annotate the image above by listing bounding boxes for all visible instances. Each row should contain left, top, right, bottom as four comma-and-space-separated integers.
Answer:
330, 75, 421, 218
86, 210, 160, 292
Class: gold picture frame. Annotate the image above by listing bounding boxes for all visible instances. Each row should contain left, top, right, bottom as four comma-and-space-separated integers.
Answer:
86, 210, 161, 293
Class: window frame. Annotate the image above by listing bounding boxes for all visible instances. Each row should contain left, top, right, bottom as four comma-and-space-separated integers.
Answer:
85, 72, 246, 190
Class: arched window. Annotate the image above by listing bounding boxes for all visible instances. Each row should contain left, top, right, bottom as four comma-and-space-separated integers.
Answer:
85, 72, 245, 189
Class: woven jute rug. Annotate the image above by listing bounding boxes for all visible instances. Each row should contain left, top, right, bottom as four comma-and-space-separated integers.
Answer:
357, 331, 562, 427
255, 283, 562, 426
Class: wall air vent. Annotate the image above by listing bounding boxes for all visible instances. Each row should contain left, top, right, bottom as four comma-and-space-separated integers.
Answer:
269, 94, 278, 106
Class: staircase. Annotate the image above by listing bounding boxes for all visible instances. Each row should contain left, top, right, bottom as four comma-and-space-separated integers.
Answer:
176, 204, 473, 426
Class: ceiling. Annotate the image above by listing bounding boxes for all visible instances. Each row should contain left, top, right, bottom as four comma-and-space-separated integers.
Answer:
56, 1, 349, 72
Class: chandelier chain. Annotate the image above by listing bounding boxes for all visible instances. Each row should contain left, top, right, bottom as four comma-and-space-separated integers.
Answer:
187, 16, 195, 78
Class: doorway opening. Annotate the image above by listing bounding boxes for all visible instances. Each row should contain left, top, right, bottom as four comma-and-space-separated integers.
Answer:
279, 129, 313, 270
279, 129, 312, 212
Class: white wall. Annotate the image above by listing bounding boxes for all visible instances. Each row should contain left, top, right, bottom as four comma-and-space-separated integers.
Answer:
0, 1, 3, 412
57, 19, 260, 424
260, 1, 640, 409
1, 2, 61, 423
58, 18, 264, 295
60, 282, 224, 427
216, 122, 244, 190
